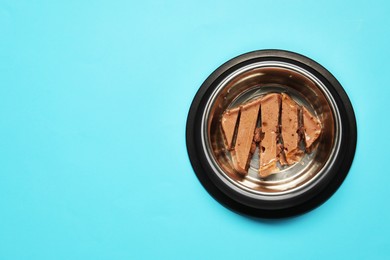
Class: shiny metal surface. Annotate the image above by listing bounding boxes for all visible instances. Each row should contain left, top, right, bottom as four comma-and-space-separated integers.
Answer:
201, 61, 341, 197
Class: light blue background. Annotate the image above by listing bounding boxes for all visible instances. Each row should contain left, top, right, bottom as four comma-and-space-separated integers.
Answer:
1, 0, 389, 259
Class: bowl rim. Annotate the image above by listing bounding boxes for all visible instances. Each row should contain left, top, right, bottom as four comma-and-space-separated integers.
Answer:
186, 49, 357, 218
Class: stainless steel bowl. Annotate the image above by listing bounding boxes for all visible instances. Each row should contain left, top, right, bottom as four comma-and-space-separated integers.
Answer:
202, 61, 340, 196
186, 50, 356, 218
